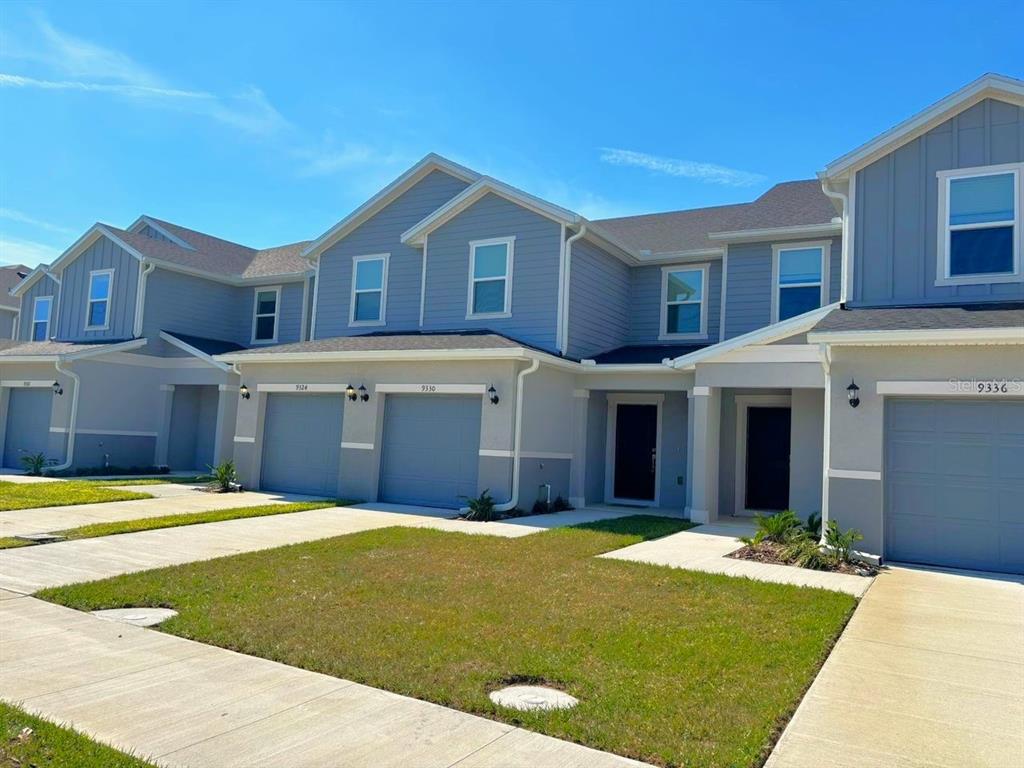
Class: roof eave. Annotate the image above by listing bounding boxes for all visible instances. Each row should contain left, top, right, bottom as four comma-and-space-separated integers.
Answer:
706, 222, 842, 243
807, 327, 1024, 346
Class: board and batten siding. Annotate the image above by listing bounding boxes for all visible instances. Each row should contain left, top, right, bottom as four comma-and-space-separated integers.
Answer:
567, 239, 630, 359
423, 192, 562, 352
853, 97, 1024, 306
17, 277, 57, 341
56, 237, 139, 341
627, 260, 723, 344
313, 170, 470, 339
723, 237, 841, 340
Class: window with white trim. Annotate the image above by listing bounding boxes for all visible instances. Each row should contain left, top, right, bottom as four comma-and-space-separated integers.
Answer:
939, 165, 1021, 281
252, 287, 280, 343
774, 245, 825, 322
468, 238, 513, 318
32, 296, 52, 341
85, 269, 113, 330
660, 265, 706, 339
350, 254, 388, 325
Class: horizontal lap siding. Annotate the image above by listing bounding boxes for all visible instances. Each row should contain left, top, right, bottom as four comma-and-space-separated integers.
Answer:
58, 237, 139, 341
854, 98, 1024, 306
724, 243, 771, 339
424, 193, 561, 352
143, 269, 250, 345
628, 261, 721, 344
567, 239, 630, 359
314, 170, 470, 339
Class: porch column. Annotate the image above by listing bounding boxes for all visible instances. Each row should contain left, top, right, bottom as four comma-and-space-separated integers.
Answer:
686, 385, 720, 524
154, 384, 175, 467
568, 389, 589, 508
212, 384, 239, 466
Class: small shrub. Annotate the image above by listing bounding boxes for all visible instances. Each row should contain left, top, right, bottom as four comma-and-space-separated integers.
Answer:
823, 520, 863, 565
781, 536, 830, 570
531, 499, 550, 515
206, 460, 240, 493
804, 511, 822, 539
19, 452, 52, 476
462, 489, 498, 522
742, 509, 802, 546
552, 496, 574, 512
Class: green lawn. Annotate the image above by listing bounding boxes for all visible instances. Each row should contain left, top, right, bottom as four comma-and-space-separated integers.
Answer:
0, 481, 151, 512
0, 501, 340, 549
40, 516, 856, 768
0, 701, 154, 767
82, 475, 209, 486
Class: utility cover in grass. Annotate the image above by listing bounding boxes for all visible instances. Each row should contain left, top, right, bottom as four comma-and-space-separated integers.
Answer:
91, 608, 178, 627
490, 685, 578, 711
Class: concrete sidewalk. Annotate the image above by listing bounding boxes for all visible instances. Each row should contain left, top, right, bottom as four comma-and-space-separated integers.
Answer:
0, 591, 647, 768
767, 566, 1024, 768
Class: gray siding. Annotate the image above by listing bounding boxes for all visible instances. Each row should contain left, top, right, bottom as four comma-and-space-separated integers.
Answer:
424, 193, 562, 352
17, 277, 58, 341
248, 281, 304, 345
0, 310, 16, 339
628, 260, 722, 344
567, 239, 630, 359
139, 224, 177, 244
314, 170, 470, 339
56, 237, 139, 341
853, 98, 1024, 306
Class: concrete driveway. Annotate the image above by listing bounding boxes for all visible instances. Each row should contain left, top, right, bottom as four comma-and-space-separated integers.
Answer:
768, 566, 1024, 768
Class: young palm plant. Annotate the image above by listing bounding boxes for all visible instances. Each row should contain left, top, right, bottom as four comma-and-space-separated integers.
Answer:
19, 452, 50, 477
206, 460, 240, 493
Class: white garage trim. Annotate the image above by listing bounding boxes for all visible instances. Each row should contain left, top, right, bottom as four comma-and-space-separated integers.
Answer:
256, 383, 349, 393
233, 436, 256, 444
877, 380, 1024, 397
376, 383, 487, 394
341, 441, 374, 450
479, 449, 512, 458
1, 380, 52, 388
828, 468, 882, 481
49, 428, 158, 437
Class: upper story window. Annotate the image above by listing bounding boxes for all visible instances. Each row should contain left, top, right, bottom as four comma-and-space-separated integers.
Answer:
772, 243, 828, 322
659, 264, 707, 340
350, 254, 389, 326
467, 237, 514, 319
938, 164, 1021, 284
32, 296, 52, 341
252, 286, 280, 344
85, 269, 113, 330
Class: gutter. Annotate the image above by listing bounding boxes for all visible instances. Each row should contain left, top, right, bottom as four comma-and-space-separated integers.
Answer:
49, 360, 80, 472
559, 224, 587, 356
819, 179, 850, 303
494, 357, 540, 513
133, 261, 156, 337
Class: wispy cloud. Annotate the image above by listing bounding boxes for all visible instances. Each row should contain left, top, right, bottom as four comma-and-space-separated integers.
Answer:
0, 236, 60, 267
0, 208, 75, 235
599, 147, 765, 187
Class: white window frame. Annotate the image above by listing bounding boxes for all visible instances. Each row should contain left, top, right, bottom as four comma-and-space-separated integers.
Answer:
251, 285, 281, 345
84, 268, 114, 331
466, 237, 514, 320
659, 263, 709, 341
936, 162, 1023, 286
770, 241, 830, 324
349, 253, 389, 327
31, 296, 52, 341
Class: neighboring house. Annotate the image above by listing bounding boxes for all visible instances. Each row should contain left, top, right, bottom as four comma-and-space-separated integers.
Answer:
0, 217, 313, 472
0, 265, 29, 339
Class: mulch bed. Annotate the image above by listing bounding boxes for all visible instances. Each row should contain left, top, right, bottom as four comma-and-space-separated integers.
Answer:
729, 541, 878, 577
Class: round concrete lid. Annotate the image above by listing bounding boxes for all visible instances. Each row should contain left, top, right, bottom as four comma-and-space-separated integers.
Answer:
91, 608, 178, 627
489, 685, 578, 711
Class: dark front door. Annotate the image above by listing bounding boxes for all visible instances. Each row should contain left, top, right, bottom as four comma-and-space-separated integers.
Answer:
613, 403, 658, 502
745, 407, 791, 511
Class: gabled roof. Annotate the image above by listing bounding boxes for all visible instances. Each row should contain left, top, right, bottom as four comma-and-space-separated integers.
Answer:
302, 153, 480, 260
0, 337, 147, 362
811, 303, 1024, 334
821, 73, 1024, 180
0, 264, 30, 310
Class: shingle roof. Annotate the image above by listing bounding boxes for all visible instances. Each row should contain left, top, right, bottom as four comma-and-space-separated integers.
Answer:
0, 264, 30, 309
587, 343, 710, 365
222, 330, 540, 357
812, 303, 1024, 333
595, 180, 837, 254
0, 339, 134, 358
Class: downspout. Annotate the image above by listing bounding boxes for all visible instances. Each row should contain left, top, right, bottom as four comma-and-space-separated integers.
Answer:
493, 357, 541, 513
49, 360, 80, 472
133, 261, 156, 338
559, 224, 587, 356
820, 179, 849, 305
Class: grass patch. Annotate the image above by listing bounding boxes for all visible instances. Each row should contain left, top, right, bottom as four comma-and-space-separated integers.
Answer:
82, 476, 208, 487
0, 502, 341, 549
0, 701, 155, 767
0, 481, 151, 512
41, 515, 855, 768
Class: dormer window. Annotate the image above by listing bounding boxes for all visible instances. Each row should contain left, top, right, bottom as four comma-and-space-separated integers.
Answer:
467, 238, 514, 318
938, 164, 1021, 284
252, 286, 280, 344
772, 243, 828, 323
85, 269, 113, 330
32, 296, 52, 341
350, 254, 389, 326
659, 264, 708, 340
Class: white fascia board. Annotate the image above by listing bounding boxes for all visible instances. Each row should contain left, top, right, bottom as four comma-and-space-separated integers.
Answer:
706, 222, 842, 242
63, 337, 148, 361
577, 363, 679, 374
821, 73, 1024, 180
126, 216, 197, 250
14, 226, 145, 295
158, 331, 232, 371
807, 327, 1024, 346
634, 248, 725, 265
216, 347, 537, 364
10, 265, 52, 297
302, 154, 481, 260
669, 302, 839, 369
577, 223, 642, 264
146, 258, 311, 287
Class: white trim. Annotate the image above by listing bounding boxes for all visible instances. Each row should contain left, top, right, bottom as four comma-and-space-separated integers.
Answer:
522, 451, 572, 460
713, 344, 822, 364
310, 255, 322, 340
467, 237, 514, 319
0, 338, 148, 364
0, 380, 52, 388
479, 448, 513, 458
31, 295, 53, 341
99, 351, 206, 368
604, 393, 663, 507
300, 274, 310, 342
127, 216, 197, 250
158, 331, 232, 372
233, 436, 256, 444
659, 263, 709, 341
218, 384, 239, 391
49, 428, 158, 438
876, 379, 1024, 397
418, 233, 428, 327
159, 384, 176, 392
142, 257, 310, 288
376, 383, 487, 395
718, 248, 728, 343
771, 241, 830, 324
734, 394, 792, 516
935, 163, 1022, 286
251, 285, 281, 345
572, 389, 590, 399
256, 383, 349, 393
555, 223, 567, 354
828, 468, 882, 481
341, 441, 374, 450
133, 262, 155, 338
691, 385, 712, 396
807, 327, 1024, 346
349, 253, 390, 327
707, 222, 841, 242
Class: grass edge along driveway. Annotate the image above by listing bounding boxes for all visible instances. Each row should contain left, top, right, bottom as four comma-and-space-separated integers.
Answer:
40, 516, 857, 768
0, 481, 151, 513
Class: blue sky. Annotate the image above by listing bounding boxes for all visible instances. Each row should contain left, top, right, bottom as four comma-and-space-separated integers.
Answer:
1, 0, 1021, 268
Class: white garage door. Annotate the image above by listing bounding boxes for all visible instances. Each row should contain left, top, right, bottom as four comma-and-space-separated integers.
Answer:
885, 398, 1024, 574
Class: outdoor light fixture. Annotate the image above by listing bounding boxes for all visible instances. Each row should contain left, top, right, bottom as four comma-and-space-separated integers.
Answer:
847, 379, 860, 408
239, 383, 251, 400
487, 385, 499, 405
52, 381, 63, 396
346, 383, 357, 401
358, 384, 369, 402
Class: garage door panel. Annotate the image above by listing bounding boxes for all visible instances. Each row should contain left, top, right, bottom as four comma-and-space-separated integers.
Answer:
999, 445, 1024, 479
4, 388, 52, 468
933, 484, 999, 522
999, 525, 1024, 572
936, 443, 994, 478
889, 439, 936, 474
261, 394, 343, 497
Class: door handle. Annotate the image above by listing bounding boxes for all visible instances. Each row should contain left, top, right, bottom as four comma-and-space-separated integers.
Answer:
650, 448, 657, 474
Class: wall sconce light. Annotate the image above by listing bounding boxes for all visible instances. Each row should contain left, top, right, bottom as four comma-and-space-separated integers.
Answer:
346, 384, 357, 401
52, 381, 63, 396
239, 383, 251, 400
487, 385, 499, 405
847, 379, 860, 408
358, 384, 369, 402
